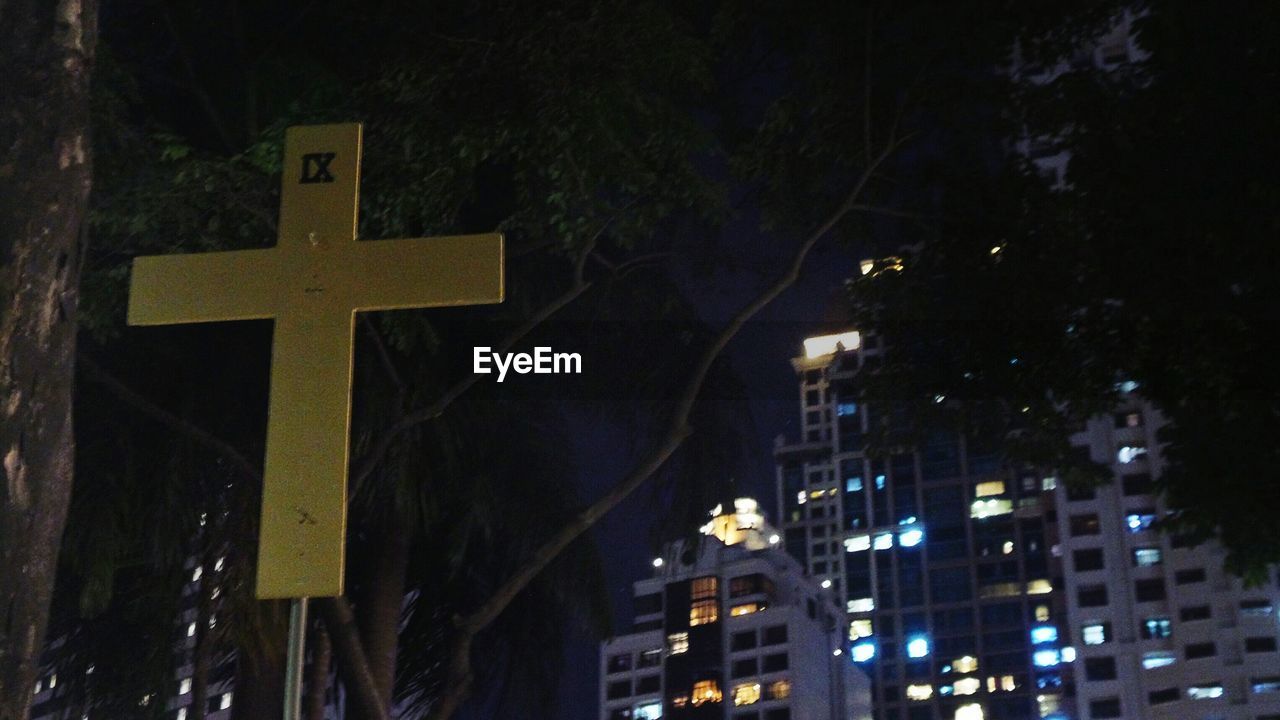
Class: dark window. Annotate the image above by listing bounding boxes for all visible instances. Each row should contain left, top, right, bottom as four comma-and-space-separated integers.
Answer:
731, 658, 758, 679
1185, 642, 1216, 659
805, 390, 820, 405
608, 709, 631, 720
1246, 637, 1278, 653
1135, 579, 1166, 602
1122, 473, 1153, 495
638, 649, 662, 668
1174, 568, 1206, 585
731, 630, 757, 651
1078, 584, 1109, 607
730, 574, 767, 598
1085, 657, 1117, 681
1090, 698, 1122, 719
1148, 687, 1179, 704
1066, 483, 1096, 502
607, 653, 632, 674
762, 653, 789, 673
606, 680, 630, 700
1115, 411, 1143, 428
811, 543, 827, 557
1070, 514, 1101, 536
1073, 548, 1105, 571
762, 625, 788, 645
636, 675, 660, 694
634, 592, 662, 615
764, 709, 791, 720
1180, 605, 1211, 622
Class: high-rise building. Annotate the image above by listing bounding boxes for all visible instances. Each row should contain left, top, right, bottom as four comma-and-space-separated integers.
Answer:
774, 331, 1072, 720
599, 499, 872, 720
1056, 396, 1280, 720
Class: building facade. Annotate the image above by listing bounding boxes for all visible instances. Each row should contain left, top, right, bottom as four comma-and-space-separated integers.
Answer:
1057, 398, 1280, 720
774, 332, 1073, 720
599, 499, 872, 720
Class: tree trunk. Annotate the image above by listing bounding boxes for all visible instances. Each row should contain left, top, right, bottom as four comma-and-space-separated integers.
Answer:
230, 604, 287, 720
0, 2, 96, 719
353, 519, 409, 718
305, 620, 331, 720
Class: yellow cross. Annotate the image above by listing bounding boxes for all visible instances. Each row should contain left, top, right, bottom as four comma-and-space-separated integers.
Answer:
128, 123, 504, 598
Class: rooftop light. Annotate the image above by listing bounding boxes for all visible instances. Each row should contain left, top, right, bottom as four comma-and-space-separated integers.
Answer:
803, 331, 861, 359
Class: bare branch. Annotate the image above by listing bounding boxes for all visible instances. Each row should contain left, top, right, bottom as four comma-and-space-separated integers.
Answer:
80, 354, 261, 483
424, 137, 907, 720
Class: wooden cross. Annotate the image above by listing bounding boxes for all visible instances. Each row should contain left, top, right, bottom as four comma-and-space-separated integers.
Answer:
128, 123, 504, 598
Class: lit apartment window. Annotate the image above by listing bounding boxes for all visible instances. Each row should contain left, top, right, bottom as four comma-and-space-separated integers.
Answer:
1252, 676, 1280, 694
844, 534, 871, 552
1082, 622, 1110, 645
731, 682, 761, 706
953, 656, 979, 673
1000, 675, 1016, 691
690, 600, 718, 626
179, 677, 192, 694
1117, 444, 1147, 464
638, 649, 662, 668
906, 684, 933, 701
690, 680, 722, 706
970, 498, 1013, 519
1241, 599, 1275, 617
1133, 547, 1162, 566
974, 480, 1005, 497
1125, 509, 1157, 532
847, 598, 875, 613
1187, 684, 1224, 700
906, 636, 930, 658
730, 603, 762, 617
956, 703, 985, 720
633, 701, 661, 720
953, 677, 980, 696
766, 679, 791, 700
691, 576, 717, 600
1141, 617, 1173, 639
849, 619, 873, 640
1142, 652, 1175, 669
667, 632, 689, 655
1034, 605, 1050, 622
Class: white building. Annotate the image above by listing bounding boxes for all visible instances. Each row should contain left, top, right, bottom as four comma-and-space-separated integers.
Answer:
599, 499, 872, 720
1056, 395, 1280, 720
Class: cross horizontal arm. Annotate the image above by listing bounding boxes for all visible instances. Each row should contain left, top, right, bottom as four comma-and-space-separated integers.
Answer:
128, 248, 281, 325
347, 233, 504, 311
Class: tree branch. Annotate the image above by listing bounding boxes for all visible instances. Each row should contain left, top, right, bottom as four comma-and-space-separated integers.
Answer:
424, 136, 907, 720
79, 354, 261, 483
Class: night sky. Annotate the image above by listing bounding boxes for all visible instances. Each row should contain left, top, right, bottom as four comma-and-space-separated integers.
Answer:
552, 219, 868, 719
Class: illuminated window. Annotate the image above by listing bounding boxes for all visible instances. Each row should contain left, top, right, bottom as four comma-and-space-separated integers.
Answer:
690, 680, 722, 706
766, 679, 791, 700
667, 633, 689, 655
1251, 676, 1280, 694
1125, 510, 1157, 532
906, 684, 933, 701
907, 636, 930, 658
803, 331, 861, 358
731, 683, 761, 706
633, 702, 662, 720
851, 641, 876, 662
1031, 625, 1058, 644
691, 576, 717, 600
1033, 650, 1061, 667
1026, 579, 1053, 595
1133, 547, 1162, 566
220, 693, 232, 710
955, 702, 984, 720
970, 499, 1013, 519
899, 529, 924, 547
1187, 684, 1223, 700
1082, 623, 1110, 645
1002, 540, 1014, 555
873, 533, 893, 550
1037, 694, 1061, 716
953, 677, 980, 695
1141, 617, 1172, 639
1001, 675, 1016, 691
975, 480, 1005, 497
690, 600, 718, 626
849, 619, 873, 640
1034, 605, 1050, 622
670, 695, 688, 708
1142, 652, 1175, 669
1117, 444, 1147, 464
179, 678, 192, 695
953, 656, 978, 673
730, 603, 762, 617
845, 535, 871, 552
847, 597, 875, 613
